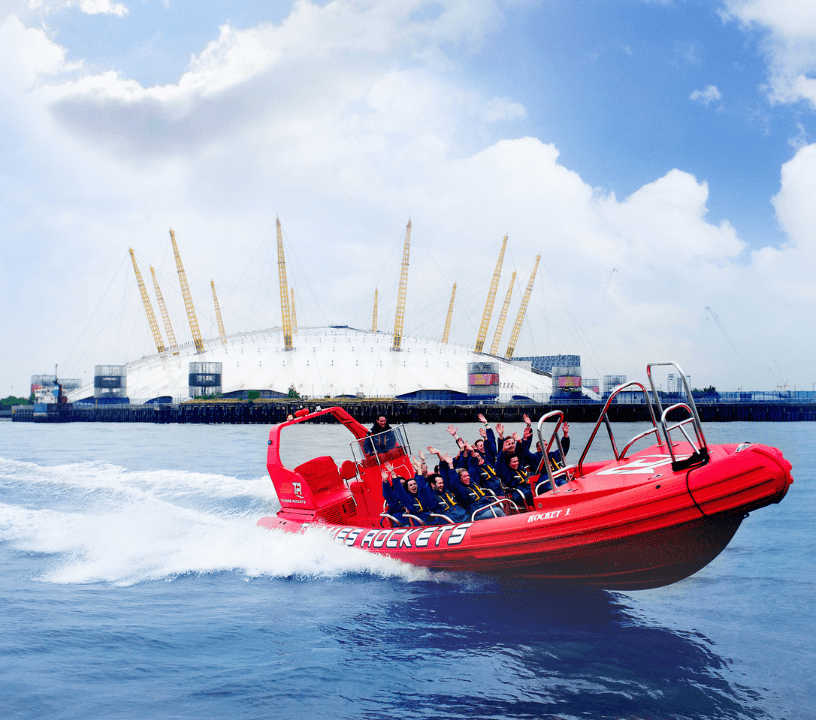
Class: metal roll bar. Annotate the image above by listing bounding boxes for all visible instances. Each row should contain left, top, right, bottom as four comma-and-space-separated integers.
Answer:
535, 410, 576, 493
576, 380, 663, 478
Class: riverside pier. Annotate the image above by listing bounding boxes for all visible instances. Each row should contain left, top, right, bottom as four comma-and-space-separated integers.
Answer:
9, 399, 816, 424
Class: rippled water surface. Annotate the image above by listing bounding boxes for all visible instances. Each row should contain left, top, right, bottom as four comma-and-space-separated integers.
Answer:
1, 420, 813, 719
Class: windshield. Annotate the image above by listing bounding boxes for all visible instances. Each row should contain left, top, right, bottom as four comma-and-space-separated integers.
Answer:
351, 425, 410, 464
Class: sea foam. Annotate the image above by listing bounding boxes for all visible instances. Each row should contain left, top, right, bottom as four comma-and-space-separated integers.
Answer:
0, 457, 434, 586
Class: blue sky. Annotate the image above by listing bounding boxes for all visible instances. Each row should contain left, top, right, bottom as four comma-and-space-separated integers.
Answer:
2, 0, 816, 396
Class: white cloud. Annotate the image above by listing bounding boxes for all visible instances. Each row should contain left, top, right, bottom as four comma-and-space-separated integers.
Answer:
27, 0, 128, 17
690, 84, 722, 105
721, 0, 816, 108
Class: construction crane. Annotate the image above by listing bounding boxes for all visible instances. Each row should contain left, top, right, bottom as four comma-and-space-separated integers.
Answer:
129, 248, 165, 354
474, 235, 507, 353
150, 266, 178, 353
276, 217, 294, 351
705, 306, 742, 360
392, 219, 411, 351
211, 280, 227, 345
372, 289, 378, 332
505, 255, 540, 359
169, 228, 204, 353
442, 283, 456, 344
489, 271, 516, 356
290, 288, 298, 335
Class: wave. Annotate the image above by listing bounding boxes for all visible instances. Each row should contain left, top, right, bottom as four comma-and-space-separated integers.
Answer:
0, 457, 434, 586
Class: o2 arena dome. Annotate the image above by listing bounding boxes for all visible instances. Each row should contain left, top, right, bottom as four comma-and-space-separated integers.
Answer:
67, 220, 556, 404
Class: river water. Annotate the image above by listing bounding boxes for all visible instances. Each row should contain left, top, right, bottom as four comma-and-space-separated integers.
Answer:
1, 420, 813, 719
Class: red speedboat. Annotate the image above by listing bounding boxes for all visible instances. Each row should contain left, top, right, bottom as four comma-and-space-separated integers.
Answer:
257, 362, 793, 589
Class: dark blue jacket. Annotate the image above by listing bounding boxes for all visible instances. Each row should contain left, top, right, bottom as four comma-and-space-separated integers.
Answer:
467, 453, 504, 497
526, 435, 571, 474
434, 464, 474, 523
382, 478, 407, 518
441, 464, 494, 511
394, 474, 438, 524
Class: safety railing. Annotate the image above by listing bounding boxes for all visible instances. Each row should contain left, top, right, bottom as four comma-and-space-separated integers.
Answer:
535, 411, 577, 494
576, 380, 664, 478
646, 362, 709, 470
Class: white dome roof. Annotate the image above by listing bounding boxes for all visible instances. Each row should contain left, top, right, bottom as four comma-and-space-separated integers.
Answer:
68, 326, 552, 402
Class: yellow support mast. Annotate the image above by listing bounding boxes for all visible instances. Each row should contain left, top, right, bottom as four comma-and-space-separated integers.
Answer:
169, 228, 205, 354
290, 288, 298, 335
392, 219, 411, 351
506, 255, 540, 359
276, 216, 294, 351
474, 234, 507, 353
129, 248, 165, 354
441, 282, 456, 344
211, 280, 227, 345
150, 266, 178, 352
489, 271, 516, 355
372, 289, 378, 332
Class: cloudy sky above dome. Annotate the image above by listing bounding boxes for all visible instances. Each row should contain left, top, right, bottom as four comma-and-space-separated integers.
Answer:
2, 0, 816, 396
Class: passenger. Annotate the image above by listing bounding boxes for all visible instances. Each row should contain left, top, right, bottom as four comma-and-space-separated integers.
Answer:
463, 441, 505, 500
367, 415, 397, 455
401, 475, 438, 525
401, 455, 443, 525
495, 422, 515, 455
498, 452, 534, 509
430, 448, 506, 521
427, 473, 470, 524
381, 466, 408, 526
476, 413, 499, 465
527, 422, 571, 475
445, 425, 469, 468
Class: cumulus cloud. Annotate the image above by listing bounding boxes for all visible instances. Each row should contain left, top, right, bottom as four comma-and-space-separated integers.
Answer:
690, 84, 722, 106
721, 0, 816, 108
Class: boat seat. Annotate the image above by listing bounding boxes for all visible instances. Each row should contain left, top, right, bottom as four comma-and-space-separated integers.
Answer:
294, 456, 344, 498
339, 460, 358, 482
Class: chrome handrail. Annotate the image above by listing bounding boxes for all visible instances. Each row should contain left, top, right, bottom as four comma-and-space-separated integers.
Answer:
471, 499, 507, 521
535, 464, 577, 495
646, 362, 709, 461
402, 513, 426, 527
534, 411, 571, 494
429, 512, 455, 524
577, 380, 663, 477
659, 402, 709, 468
